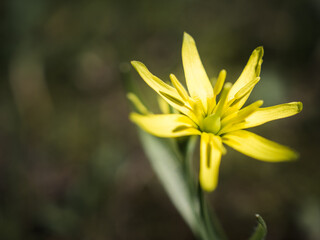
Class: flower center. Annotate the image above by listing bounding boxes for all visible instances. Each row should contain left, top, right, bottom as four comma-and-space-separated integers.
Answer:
202, 113, 221, 135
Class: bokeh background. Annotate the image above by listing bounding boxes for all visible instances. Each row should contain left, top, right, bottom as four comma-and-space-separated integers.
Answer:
0, 0, 319, 239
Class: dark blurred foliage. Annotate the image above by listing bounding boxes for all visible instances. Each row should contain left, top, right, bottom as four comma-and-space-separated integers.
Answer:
0, 0, 319, 239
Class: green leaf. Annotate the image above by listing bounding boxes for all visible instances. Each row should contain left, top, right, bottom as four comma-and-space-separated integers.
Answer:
138, 130, 199, 234
249, 214, 267, 240
138, 130, 224, 240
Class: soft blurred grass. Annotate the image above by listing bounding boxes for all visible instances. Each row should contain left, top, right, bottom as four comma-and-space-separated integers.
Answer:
0, 0, 319, 239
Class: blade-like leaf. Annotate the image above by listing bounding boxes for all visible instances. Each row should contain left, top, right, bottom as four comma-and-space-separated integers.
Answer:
138, 131, 224, 240
138, 130, 199, 233
249, 214, 267, 240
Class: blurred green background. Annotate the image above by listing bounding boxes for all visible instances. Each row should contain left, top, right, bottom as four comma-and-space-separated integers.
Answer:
0, 0, 319, 239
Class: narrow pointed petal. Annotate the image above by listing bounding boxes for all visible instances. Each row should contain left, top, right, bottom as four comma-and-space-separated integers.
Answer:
182, 32, 213, 112
222, 130, 299, 162
227, 47, 264, 102
200, 133, 222, 191
157, 96, 170, 114
127, 93, 150, 115
131, 61, 198, 123
130, 113, 201, 138
243, 102, 303, 129
131, 61, 179, 97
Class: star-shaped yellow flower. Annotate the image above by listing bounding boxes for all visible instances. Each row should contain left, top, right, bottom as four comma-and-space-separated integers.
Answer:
129, 32, 302, 192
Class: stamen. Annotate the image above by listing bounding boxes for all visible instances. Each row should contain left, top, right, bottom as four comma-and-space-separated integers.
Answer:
190, 98, 206, 118
237, 100, 263, 120
207, 96, 216, 115
234, 77, 260, 100
214, 82, 232, 117
169, 74, 190, 102
219, 100, 263, 134
218, 121, 246, 135
213, 69, 227, 96
220, 111, 238, 126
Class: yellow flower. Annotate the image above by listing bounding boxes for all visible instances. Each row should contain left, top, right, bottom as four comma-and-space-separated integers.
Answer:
129, 32, 302, 192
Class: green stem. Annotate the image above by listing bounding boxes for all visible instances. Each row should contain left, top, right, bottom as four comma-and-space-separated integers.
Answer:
199, 183, 229, 240
198, 183, 227, 240
184, 136, 198, 193
183, 136, 227, 240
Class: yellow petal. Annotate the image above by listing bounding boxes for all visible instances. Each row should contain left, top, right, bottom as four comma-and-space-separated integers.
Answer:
222, 130, 298, 162
131, 61, 178, 96
200, 133, 222, 191
157, 96, 170, 114
131, 61, 198, 123
130, 113, 201, 138
243, 102, 303, 128
227, 47, 264, 102
127, 93, 150, 115
182, 32, 213, 113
